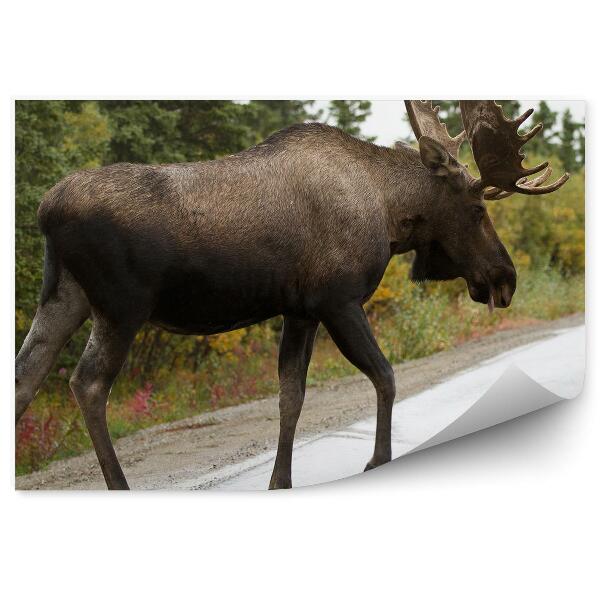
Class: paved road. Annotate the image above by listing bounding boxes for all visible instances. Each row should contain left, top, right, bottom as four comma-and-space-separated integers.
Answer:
193, 324, 585, 490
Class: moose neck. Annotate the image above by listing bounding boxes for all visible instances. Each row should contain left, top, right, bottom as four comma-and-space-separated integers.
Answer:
374, 147, 438, 255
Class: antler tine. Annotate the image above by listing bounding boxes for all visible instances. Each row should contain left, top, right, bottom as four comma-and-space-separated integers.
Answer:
483, 187, 504, 200
486, 189, 516, 201
522, 160, 550, 177
513, 108, 534, 128
405, 100, 465, 160
460, 100, 570, 199
514, 172, 570, 195
519, 122, 543, 144
485, 166, 555, 201
529, 165, 554, 186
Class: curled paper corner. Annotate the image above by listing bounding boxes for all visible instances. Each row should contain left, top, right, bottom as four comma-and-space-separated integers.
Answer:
409, 324, 585, 455
409, 365, 565, 455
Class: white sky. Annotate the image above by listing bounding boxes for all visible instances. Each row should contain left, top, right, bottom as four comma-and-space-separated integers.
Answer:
314, 100, 585, 146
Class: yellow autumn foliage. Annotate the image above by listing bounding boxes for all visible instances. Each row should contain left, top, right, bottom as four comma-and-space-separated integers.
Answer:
368, 259, 411, 307
208, 329, 247, 354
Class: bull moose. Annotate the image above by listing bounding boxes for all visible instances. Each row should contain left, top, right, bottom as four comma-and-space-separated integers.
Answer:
15, 100, 569, 489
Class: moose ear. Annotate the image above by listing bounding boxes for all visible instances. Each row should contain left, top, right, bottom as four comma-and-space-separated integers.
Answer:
418, 136, 458, 177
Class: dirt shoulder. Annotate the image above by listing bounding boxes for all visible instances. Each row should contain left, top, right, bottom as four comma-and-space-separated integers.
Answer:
16, 314, 584, 490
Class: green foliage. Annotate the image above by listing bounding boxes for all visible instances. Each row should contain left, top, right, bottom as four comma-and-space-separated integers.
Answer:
508, 269, 584, 321
487, 154, 585, 275
526, 100, 558, 155
520, 103, 584, 173
500, 100, 521, 119
100, 100, 322, 164
577, 127, 585, 166
158, 100, 259, 160
327, 100, 374, 140
100, 100, 184, 163
380, 286, 457, 363
243, 100, 321, 140
15, 101, 110, 340
557, 108, 584, 173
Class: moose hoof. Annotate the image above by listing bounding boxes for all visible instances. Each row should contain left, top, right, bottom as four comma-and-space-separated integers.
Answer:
269, 478, 292, 490
364, 456, 390, 472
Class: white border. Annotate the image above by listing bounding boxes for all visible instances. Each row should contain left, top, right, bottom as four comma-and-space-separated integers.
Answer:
1, 1, 597, 599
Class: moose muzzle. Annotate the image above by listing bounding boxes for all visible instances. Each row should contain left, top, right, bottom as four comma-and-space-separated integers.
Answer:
467, 265, 517, 313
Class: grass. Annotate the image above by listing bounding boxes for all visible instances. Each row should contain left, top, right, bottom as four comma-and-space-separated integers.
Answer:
15, 268, 584, 476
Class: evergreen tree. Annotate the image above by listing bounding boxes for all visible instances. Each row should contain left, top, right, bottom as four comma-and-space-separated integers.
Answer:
16, 101, 69, 332
327, 100, 374, 140
244, 100, 321, 141
99, 101, 184, 164
577, 126, 585, 168
523, 100, 558, 156
557, 108, 581, 173
534, 100, 557, 136
500, 100, 521, 119
98, 101, 321, 164
159, 100, 257, 160
15, 101, 110, 338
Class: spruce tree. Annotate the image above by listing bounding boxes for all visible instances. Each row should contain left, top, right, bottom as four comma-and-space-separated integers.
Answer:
577, 126, 585, 168
558, 109, 580, 173
327, 100, 374, 140
524, 100, 557, 156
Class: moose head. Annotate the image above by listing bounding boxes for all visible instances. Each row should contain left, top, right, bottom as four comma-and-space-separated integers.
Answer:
405, 100, 569, 312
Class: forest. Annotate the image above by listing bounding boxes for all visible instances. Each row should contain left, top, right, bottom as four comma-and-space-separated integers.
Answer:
15, 99, 585, 474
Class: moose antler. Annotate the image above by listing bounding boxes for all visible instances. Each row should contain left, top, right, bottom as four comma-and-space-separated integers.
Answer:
459, 101, 569, 199
405, 100, 466, 160
483, 166, 555, 200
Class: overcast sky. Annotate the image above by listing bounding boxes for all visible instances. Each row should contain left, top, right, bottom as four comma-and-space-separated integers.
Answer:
314, 100, 585, 146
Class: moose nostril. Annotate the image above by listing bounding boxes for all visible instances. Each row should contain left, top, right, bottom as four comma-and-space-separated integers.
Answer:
500, 284, 513, 307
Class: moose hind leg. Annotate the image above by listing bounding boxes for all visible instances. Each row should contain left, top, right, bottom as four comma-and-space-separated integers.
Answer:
269, 316, 319, 490
16, 270, 90, 423
321, 303, 396, 472
69, 316, 140, 490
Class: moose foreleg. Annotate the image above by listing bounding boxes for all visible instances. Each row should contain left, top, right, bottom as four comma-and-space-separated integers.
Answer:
321, 303, 396, 472
269, 316, 319, 490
